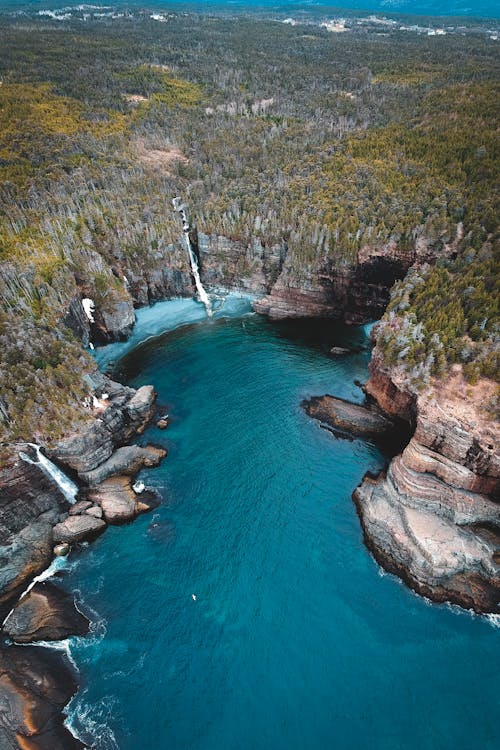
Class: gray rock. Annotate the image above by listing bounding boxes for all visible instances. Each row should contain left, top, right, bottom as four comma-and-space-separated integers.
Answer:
303, 395, 395, 439
69, 500, 93, 516
88, 476, 138, 524
85, 505, 103, 519
80, 444, 166, 486
52, 515, 106, 544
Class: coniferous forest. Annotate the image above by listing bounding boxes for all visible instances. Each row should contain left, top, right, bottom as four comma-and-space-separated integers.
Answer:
0, 8, 498, 444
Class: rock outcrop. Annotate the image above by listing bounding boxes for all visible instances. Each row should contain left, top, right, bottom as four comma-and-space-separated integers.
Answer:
354, 357, 500, 613
52, 515, 107, 544
0, 448, 66, 616
303, 395, 396, 441
0, 644, 84, 749
254, 244, 414, 323
78, 444, 166, 486
3, 581, 90, 644
0, 371, 161, 619
85, 475, 159, 523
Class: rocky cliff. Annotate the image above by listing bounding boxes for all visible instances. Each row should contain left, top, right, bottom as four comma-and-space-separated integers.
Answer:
0, 370, 162, 620
354, 352, 500, 613
253, 242, 415, 323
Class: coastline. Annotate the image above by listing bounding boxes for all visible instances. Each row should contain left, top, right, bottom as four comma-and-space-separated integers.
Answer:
1, 291, 498, 748
0, 292, 257, 749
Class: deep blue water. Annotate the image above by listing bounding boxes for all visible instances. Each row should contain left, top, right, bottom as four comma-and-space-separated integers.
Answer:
61, 301, 499, 750
2, 0, 499, 19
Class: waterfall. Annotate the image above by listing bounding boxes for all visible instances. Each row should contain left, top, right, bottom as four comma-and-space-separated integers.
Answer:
1, 556, 71, 628
172, 197, 213, 318
19, 443, 78, 505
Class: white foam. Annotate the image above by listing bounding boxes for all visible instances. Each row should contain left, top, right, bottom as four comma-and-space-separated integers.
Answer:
65, 691, 120, 750
94, 293, 256, 369
1, 555, 72, 627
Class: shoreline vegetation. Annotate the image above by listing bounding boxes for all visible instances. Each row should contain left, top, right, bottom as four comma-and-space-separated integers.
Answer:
0, 6, 498, 749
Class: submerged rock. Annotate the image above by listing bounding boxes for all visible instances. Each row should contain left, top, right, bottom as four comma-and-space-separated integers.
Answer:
3, 581, 90, 643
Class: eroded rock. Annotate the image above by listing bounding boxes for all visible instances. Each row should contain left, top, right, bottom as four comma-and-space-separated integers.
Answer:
0, 644, 84, 749
3, 581, 89, 643
303, 395, 396, 440
52, 515, 106, 544
354, 355, 500, 613
80, 444, 166, 486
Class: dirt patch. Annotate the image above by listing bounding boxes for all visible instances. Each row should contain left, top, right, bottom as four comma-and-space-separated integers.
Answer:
132, 137, 189, 171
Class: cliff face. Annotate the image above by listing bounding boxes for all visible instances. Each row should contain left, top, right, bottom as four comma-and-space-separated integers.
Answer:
0, 370, 159, 618
355, 354, 500, 613
253, 242, 416, 323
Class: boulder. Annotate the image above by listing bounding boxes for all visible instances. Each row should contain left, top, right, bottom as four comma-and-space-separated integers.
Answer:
69, 500, 93, 516
52, 515, 106, 544
85, 505, 103, 519
3, 581, 90, 643
80, 444, 166, 486
86, 475, 158, 524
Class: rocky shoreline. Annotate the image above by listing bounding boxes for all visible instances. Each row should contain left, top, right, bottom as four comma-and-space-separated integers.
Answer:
0, 367, 167, 748
353, 354, 500, 614
305, 354, 500, 615
0, 238, 498, 746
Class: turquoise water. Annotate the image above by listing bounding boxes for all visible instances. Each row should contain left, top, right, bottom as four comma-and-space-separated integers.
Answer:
3, 1, 499, 19
62, 304, 499, 750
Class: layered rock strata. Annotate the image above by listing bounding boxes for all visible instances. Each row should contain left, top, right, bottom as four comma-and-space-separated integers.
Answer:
3, 581, 90, 644
354, 358, 500, 613
254, 245, 413, 323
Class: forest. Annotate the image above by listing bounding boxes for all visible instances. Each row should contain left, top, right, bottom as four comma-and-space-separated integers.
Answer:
0, 9, 498, 442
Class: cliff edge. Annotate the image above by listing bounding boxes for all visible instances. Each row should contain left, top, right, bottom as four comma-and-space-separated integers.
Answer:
354, 350, 500, 613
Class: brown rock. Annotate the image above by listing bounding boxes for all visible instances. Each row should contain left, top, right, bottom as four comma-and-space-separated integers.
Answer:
354, 354, 500, 613
85, 505, 103, 519
52, 515, 106, 544
0, 644, 85, 749
87, 476, 138, 524
303, 395, 396, 440
3, 581, 90, 643
69, 500, 93, 516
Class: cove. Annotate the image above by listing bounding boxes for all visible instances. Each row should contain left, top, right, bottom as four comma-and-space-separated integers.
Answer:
62, 303, 499, 750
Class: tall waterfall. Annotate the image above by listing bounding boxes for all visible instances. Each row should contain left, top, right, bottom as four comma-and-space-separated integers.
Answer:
172, 197, 213, 318
20, 443, 78, 505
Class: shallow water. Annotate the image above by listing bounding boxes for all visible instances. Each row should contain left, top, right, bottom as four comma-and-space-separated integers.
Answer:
64, 304, 499, 750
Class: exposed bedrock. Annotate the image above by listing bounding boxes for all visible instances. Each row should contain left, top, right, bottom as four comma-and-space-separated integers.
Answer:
0, 372, 160, 618
354, 354, 500, 613
0, 451, 65, 617
84, 475, 159, 524
0, 644, 85, 750
303, 395, 397, 441
196, 231, 286, 295
2, 581, 90, 644
253, 245, 414, 323
94, 231, 284, 316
